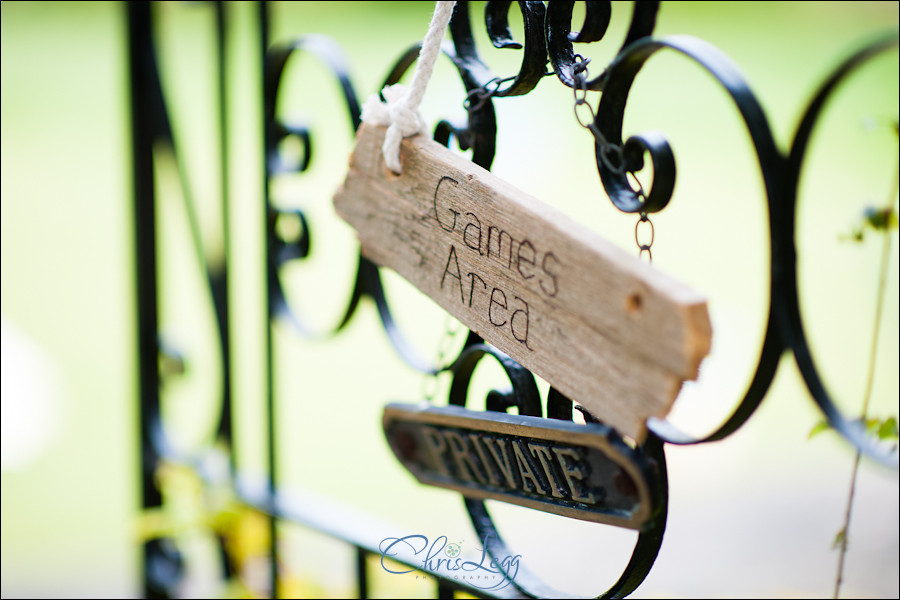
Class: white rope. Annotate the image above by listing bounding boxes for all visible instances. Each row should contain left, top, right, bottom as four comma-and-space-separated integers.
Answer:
360, 1, 456, 174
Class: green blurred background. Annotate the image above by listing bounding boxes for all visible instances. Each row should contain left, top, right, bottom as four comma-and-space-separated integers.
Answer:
1, 1, 898, 598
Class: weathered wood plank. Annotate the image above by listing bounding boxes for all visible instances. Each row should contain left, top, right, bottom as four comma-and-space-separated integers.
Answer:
335, 123, 711, 441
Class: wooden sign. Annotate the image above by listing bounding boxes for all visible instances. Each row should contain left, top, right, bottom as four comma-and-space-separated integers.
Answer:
335, 123, 711, 441
383, 403, 660, 528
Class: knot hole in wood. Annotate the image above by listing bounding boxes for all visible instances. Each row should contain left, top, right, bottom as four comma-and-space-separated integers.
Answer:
625, 292, 643, 314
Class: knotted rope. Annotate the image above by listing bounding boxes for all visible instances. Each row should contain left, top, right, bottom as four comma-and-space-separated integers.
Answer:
360, 1, 456, 173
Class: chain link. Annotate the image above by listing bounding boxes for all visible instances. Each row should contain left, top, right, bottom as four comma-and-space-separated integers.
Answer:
635, 212, 654, 262
572, 56, 595, 128
463, 75, 516, 113
571, 55, 625, 175
464, 69, 559, 115
570, 56, 657, 262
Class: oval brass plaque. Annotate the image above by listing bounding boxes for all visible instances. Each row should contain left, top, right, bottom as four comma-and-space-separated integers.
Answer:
383, 403, 661, 529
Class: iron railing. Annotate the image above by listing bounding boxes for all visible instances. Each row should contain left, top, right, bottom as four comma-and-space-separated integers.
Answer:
129, 2, 898, 597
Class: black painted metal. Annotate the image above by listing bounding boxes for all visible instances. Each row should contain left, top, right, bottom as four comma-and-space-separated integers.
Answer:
128, 4, 168, 596
445, 345, 668, 599
781, 32, 900, 468
130, 1, 899, 598
356, 547, 369, 599
258, 3, 281, 596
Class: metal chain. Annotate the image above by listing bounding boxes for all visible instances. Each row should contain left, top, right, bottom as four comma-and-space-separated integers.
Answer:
571, 55, 625, 175
635, 212, 654, 262
570, 56, 655, 263
420, 315, 463, 403
462, 75, 516, 113
466, 59, 656, 267
463, 69, 557, 114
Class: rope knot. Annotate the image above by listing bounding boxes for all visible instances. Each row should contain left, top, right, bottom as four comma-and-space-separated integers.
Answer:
361, 84, 426, 174
358, 1, 456, 174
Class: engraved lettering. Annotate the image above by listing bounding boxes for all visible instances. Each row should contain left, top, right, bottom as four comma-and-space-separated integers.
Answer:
421, 427, 451, 477
489, 288, 508, 327
540, 252, 559, 297
463, 212, 483, 255
433, 176, 459, 232
444, 430, 487, 485
469, 434, 501, 486
482, 437, 518, 489
513, 439, 546, 495
510, 296, 532, 350
466, 272, 487, 308
553, 447, 599, 504
440, 245, 464, 303
516, 240, 536, 280
486, 226, 513, 269
427, 174, 570, 351
528, 443, 565, 498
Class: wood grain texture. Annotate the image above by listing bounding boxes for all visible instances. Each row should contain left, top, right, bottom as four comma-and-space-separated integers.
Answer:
335, 123, 712, 441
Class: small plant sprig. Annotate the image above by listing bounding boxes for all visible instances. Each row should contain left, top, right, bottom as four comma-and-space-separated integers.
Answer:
839, 204, 899, 243
810, 119, 899, 600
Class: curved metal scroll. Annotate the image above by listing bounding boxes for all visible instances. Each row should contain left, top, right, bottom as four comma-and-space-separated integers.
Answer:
438, 4, 898, 466
585, 35, 786, 449
636, 33, 900, 469
263, 0, 898, 471
264, 35, 438, 372
264, 35, 362, 338
780, 32, 900, 467
133, 3, 899, 599
546, 0, 659, 91
131, 1, 234, 462
447, 345, 669, 599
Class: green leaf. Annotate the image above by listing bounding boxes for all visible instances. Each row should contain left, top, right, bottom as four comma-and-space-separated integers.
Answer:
859, 416, 899, 441
808, 420, 831, 440
877, 417, 899, 441
841, 205, 898, 242
839, 228, 866, 243
832, 527, 847, 551
864, 206, 898, 232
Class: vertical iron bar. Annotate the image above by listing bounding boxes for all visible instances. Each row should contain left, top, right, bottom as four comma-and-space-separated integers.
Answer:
212, 4, 241, 587
259, 2, 280, 597
356, 547, 369, 599
213, 0, 235, 469
437, 581, 455, 599
128, 1, 162, 597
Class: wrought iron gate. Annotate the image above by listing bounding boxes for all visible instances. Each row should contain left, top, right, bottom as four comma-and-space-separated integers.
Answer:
129, 2, 898, 598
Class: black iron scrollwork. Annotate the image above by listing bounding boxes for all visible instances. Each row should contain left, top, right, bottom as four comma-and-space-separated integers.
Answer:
132, 1, 898, 598
264, 1, 898, 467
445, 347, 669, 599
643, 33, 900, 471
258, 3, 897, 594
264, 34, 440, 372
546, 1, 658, 91
780, 32, 900, 467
